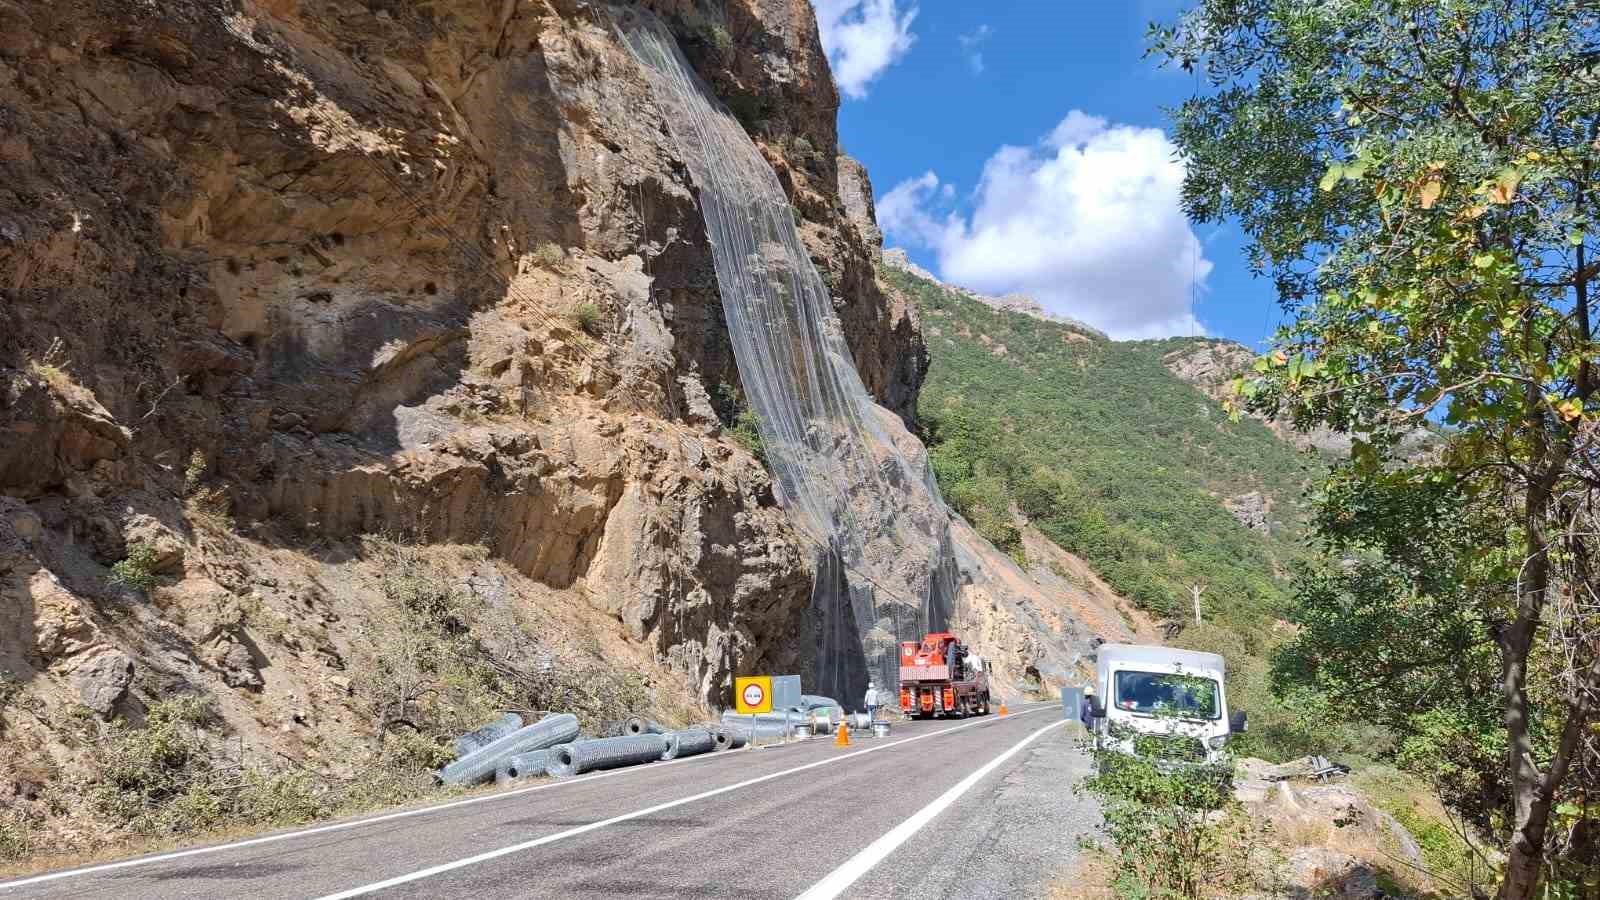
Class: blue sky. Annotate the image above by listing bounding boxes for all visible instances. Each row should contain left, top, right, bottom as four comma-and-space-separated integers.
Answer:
811, 0, 1282, 347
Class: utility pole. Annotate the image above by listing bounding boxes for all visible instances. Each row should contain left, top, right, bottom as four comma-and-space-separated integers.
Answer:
1189, 583, 1206, 625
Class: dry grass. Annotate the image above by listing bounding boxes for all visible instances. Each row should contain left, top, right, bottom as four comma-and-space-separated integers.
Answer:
0, 774, 503, 880
24, 338, 96, 409
1047, 850, 1118, 899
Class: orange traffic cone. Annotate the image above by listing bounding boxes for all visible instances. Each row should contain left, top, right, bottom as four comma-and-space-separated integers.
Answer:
835, 722, 851, 747
998, 703, 1009, 717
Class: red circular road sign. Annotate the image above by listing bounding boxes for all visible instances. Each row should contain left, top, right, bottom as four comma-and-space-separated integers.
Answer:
742, 682, 765, 707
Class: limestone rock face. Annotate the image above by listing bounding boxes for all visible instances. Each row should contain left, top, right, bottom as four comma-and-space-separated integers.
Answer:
68, 648, 135, 715
837, 155, 883, 261
1162, 339, 1355, 454
0, 0, 920, 717
1224, 490, 1271, 533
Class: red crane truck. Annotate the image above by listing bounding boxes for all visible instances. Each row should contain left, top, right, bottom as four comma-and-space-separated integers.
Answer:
898, 632, 991, 718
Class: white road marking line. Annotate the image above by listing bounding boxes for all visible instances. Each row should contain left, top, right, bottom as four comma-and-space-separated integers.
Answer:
794, 716, 1070, 900
0, 729, 753, 893
313, 705, 1054, 900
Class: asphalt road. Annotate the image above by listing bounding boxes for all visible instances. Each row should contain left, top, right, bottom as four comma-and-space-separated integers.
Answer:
1, 702, 1097, 899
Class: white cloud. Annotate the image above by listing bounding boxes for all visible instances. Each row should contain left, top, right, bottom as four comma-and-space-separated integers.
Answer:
957, 24, 992, 75
811, 0, 918, 99
877, 111, 1212, 339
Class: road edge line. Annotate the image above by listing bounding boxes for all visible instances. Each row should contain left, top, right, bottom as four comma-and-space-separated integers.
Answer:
793, 716, 1070, 900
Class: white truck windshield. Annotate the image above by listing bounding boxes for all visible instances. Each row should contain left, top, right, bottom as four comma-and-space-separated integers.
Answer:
1113, 670, 1220, 720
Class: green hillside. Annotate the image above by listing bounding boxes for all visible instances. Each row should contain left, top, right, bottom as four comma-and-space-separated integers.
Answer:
889, 266, 1314, 626
889, 266, 1331, 755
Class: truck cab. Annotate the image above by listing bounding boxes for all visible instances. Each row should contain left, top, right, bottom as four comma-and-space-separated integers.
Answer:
1087, 644, 1245, 767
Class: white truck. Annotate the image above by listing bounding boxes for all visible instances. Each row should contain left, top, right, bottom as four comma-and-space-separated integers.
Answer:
1084, 644, 1247, 767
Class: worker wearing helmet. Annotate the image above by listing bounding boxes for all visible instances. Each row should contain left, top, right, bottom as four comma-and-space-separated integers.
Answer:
864, 681, 880, 722
1080, 684, 1096, 727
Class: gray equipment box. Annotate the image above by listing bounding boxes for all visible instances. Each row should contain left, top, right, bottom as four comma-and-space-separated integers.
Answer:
1061, 686, 1084, 723
772, 675, 802, 711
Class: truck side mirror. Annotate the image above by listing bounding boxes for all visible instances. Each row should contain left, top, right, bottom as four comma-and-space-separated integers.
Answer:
1230, 710, 1248, 733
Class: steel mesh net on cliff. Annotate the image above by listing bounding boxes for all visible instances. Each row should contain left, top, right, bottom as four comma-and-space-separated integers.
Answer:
616, 11, 961, 700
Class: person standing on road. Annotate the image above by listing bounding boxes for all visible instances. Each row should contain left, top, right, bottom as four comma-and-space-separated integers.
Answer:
864, 681, 880, 721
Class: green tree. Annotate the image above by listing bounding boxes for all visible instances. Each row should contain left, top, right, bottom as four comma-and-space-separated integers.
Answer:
1153, 2, 1600, 895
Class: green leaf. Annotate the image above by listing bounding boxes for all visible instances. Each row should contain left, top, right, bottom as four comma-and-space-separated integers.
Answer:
1472, 253, 1496, 269
1570, 231, 1586, 246
1319, 164, 1345, 192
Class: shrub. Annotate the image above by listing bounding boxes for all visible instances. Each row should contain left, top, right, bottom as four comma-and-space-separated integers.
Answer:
24, 337, 82, 404
730, 407, 767, 463
183, 450, 208, 495
532, 242, 566, 270
90, 696, 345, 837
567, 301, 601, 336
0, 815, 31, 864
109, 542, 162, 594
235, 768, 329, 828
1080, 728, 1266, 899
92, 698, 223, 835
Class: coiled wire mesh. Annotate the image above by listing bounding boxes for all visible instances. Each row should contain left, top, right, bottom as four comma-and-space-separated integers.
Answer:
546, 734, 670, 777
709, 725, 749, 751
624, 716, 666, 736
455, 713, 523, 758
440, 713, 579, 786
496, 749, 554, 785
660, 729, 716, 760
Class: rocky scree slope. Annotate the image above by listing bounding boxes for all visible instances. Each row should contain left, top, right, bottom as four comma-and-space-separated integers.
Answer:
0, 0, 1043, 863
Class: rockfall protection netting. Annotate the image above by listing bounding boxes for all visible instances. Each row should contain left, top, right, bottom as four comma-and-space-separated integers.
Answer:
617, 10, 962, 703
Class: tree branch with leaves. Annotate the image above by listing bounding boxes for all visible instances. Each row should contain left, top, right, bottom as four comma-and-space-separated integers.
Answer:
1152, 1, 1600, 895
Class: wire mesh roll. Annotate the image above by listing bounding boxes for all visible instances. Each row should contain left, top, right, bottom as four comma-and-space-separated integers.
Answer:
708, 725, 748, 750
439, 713, 579, 786
496, 749, 553, 785
624, 716, 665, 735
545, 734, 669, 777
661, 729, 716, 760
454, 713, 523, 758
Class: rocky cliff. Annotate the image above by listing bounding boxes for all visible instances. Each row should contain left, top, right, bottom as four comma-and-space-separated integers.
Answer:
0, 0, 951, 858
1162, 339, 1353, 456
